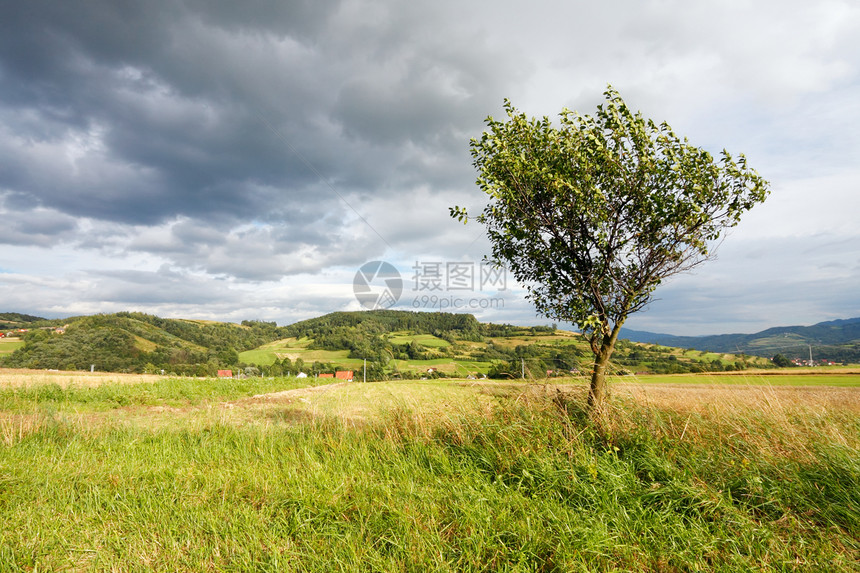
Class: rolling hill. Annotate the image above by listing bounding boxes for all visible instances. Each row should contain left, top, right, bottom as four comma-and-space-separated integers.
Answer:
0, 312, 48, 330
11, 309, 857, 376
240, 310, 770, 379
0, 312, 285, 375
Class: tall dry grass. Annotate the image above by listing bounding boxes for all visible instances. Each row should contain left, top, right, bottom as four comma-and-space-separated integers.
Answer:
1, 376, 858, 571
0, 368, 167, 389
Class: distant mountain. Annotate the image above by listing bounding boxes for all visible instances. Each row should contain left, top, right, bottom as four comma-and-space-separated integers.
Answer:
620, 317, 860, 362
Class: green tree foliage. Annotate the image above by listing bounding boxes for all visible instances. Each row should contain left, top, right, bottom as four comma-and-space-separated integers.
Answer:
8, 321, 141, 371
454, 87, 769, 410
286, 310, 482, 341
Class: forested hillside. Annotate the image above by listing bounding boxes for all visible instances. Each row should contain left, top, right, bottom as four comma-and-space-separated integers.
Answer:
1, 312, 284, 375
0, 312, 47, 330
1, 309, 776, 376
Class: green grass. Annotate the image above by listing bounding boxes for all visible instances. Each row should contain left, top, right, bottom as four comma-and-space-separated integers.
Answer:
389, 358, 494, 376
240, 348, 360, 367
388, 332, 451, 348
0, 338, 24, 355
487, 333, 582, 349
2, 377, 858, 571
239, 337, 367, 367
0, 376, 322, 414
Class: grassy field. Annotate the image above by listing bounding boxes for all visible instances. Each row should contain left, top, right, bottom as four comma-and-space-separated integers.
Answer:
1, 369, 858, 571
387, 332, 451, 348
0, 368, 168, 389
0, 337, 24, 356
239, 338, 365, 368
620, 369, 860, 387
486, 333, 582, 350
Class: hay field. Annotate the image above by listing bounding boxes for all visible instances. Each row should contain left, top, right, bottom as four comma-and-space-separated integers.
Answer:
0, 367, 169, 389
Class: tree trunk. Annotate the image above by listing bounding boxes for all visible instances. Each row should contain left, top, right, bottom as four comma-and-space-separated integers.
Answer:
587, 347, 612, 411
587, 322, 623, 413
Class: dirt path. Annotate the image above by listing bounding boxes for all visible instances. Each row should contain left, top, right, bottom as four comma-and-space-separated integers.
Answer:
232, 381, 350, 404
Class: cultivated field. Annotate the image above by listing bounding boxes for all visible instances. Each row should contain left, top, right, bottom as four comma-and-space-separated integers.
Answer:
0, 337, 23, 356
1, 369, 858, 571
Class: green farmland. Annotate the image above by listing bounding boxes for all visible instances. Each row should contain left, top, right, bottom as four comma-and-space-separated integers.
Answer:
239, 337, 363, 367
0, 337, 24, 356
386, 331, 451, 348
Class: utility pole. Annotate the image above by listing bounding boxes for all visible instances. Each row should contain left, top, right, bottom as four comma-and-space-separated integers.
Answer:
521, 358, 525, 379
363, 358, 367, 383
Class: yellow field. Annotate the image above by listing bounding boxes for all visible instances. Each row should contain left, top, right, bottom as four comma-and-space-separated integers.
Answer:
0, 368, 169, 389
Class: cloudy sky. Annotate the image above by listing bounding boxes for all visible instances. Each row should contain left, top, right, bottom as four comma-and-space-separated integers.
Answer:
1, 0, 858, 335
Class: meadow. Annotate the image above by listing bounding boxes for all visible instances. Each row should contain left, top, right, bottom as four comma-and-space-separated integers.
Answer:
0, 337, 23, 356
0, 369, 858, 571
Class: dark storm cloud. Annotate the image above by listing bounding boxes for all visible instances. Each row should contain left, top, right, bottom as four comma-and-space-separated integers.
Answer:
0, 0, 499, 242
0, 0, 528, 289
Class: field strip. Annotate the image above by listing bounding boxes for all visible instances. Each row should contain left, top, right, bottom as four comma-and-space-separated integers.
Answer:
610, 382, 860, 413
274, 352, 302, 360
0, 368, 168, 388
643, 368, 860, 377
234, 381, 349, 404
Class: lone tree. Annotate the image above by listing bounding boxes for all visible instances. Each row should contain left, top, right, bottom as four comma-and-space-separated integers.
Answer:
452, 87, 769, 411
